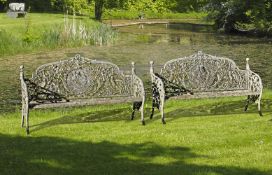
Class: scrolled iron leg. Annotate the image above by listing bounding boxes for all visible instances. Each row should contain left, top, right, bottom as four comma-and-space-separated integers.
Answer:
25, 104, 30, 135
131, 102, 144, 123
21, 103, 25, 128
257, 97, 263, 117
150, 100, 155, 119
131, 110, 135, 120
160, 101, 166, 124
140, 103, 145, 125
244, 95, 250, 112
131, 102, 137, 120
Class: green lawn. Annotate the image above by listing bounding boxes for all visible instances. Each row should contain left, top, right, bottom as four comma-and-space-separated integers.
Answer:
0, 13, 66, 36
0, 13, 107, 56
0, 90, 271, 175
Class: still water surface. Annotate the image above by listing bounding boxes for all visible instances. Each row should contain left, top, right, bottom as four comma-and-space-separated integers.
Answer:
0, 22, 271, 113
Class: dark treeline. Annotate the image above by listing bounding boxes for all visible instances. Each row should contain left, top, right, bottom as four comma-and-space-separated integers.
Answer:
0, 0, 209, 13
0, 0, 271, 36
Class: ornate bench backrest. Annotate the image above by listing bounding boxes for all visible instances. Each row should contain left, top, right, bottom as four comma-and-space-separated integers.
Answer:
30, 55, 133, 99
160, 52, 249, 92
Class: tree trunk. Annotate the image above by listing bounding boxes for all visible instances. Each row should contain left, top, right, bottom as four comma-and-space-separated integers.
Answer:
95, 0, 104, 21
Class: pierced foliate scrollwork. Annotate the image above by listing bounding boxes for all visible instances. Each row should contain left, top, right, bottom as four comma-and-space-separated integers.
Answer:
25, 79, 68, 103
31, 55, 133, 99
150, 62, 166, 123
132, 74, 145, 99
161, 51, 248, 92
150, 71, 193, 123
131, 62, 145, 125
248, 70, 262, 93
155, 73, 193, 100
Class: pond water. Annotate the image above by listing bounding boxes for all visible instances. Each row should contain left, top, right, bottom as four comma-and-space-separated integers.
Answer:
0, 22, 271, 113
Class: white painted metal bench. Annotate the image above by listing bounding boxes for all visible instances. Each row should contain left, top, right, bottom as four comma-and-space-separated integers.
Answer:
150, 51, 263, 124
20, 55, 145, 134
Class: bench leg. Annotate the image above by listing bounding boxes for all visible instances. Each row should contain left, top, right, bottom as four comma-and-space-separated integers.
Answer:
131, 109, 135, 120
160, 101, 166, 124
244, 95, 250, 112
131, 102, 145, 125
140, 102, 145, 125
257, 96, 263, 117
25, 104, 30, 135
245, 94, 263, 117
21, 103, 25, 128
150, 100, 155, 119
131, 102, 138, 120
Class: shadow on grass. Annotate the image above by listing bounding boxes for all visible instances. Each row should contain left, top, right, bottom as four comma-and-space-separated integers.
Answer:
150, 99, 272, 123
31, 107, 137, 133
0, 134, 270, 175
31, 99, 272, 132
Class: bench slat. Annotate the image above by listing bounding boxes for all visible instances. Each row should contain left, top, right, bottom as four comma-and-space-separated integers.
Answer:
171, 90, 259, 100
31, 97, 142, 109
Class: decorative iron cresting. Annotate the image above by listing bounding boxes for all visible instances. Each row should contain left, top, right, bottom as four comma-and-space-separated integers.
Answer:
150, 51, 263, 124
20, 55, 145, 134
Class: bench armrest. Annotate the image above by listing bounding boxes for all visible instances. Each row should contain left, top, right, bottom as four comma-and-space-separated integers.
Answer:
246, 58, 262, 95
150, 61, 165, 110
20, 65, 29, 105
248, 70, 263, 94
131, 62, 145, 102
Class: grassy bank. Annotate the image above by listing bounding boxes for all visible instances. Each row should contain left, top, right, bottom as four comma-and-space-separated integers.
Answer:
0, 90, 272, 174
102, 10, 208, 20
0, 13, 117, 57
0, 12, 210, 57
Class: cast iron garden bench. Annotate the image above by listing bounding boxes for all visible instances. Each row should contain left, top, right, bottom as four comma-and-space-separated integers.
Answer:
150, 51, 263, 124
20, 54, 145, 134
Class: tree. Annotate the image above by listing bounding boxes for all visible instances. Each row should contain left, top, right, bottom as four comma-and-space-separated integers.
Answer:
0, 0, 6, 11
94, 0, 104, 21
206, 0, 272, 35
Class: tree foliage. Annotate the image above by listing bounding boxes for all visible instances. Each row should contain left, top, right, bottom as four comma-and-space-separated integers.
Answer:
94, 0, 104, 20
0, 0, 271, 36
206, 0, 272, 34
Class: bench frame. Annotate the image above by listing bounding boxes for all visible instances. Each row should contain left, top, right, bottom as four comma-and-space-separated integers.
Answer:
20, 55, 145, 134
150, 51, 263, 124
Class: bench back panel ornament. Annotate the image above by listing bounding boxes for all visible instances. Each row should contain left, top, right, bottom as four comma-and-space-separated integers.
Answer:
161, 51, 250, 92
150, 51, 263, 124
30, 55, 133, 100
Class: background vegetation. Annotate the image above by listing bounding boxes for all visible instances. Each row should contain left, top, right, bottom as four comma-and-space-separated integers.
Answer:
0, 0, 271, 36
0, 13, 117, 56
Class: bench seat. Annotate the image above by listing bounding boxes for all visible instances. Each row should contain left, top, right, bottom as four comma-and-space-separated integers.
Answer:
171, 90, 259, 100
30, 97, 142, 109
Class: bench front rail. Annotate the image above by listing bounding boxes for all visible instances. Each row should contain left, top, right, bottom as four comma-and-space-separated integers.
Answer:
20, 55, 145, 134
150, 51, 263, 124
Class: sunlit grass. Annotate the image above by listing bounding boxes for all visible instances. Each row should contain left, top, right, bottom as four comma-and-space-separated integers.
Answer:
0, 90, 271, 175
0, 13, 117, 56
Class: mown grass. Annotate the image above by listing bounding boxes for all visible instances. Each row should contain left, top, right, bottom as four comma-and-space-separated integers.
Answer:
0, 90, 271, 175
0, 13, 117, 56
